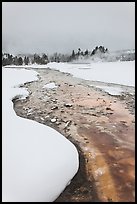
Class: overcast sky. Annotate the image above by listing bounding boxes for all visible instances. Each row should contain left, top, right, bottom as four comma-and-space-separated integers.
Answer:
2, 2, 135, 55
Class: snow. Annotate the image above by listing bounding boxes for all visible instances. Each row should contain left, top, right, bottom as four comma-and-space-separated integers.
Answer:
44, 61, 135, 87
43, 82, 58, 89
95, 85, 123, 96
5, 60, 135, 87
2, 68, 79, 202
40, 61, 135, 95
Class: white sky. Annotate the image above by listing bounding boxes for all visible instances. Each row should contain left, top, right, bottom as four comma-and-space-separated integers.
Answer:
2, 2, 135, 54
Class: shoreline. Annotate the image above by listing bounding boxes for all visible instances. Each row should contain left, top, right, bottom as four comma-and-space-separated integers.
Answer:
13, 68, 135, 202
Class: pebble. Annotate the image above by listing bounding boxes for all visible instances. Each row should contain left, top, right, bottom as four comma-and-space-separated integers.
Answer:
106, 107, 112, 111
40, 117, 44, 121
51, 118, 57, 123
52, 99, 57, 102
45, 115, 50, 119
51, 106, 58, 110
64, 103, 73, 107
27, 109, 33, 113
27, 112, 31, 116
65, 121, 71, 128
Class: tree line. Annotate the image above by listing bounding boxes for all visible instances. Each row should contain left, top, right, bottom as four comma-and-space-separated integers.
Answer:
2, 53, 49, 66
2, 46, 108, 66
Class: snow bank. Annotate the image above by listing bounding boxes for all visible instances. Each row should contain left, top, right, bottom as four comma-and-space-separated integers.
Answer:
2, 68, 79, 202
45, 61, 135, 87
95, 85, 123, 96
5, 60, 135, 87
2, 68, 38, 100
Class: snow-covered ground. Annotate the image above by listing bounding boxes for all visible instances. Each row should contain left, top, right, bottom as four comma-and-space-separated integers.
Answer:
94, 85, 124, 96
2, 68, 79, 202
5, 60, 135, 95
45, 61, 135, 87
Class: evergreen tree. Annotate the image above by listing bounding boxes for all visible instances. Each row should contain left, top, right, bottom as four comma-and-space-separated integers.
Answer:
41, 54, 48, 64
84, 49, 89, 56
2, 53, 14, 66
33, 54, 41, 64
81, 51, 84, 56
13, 56, 18, 65
8, 54, 13, 64
24, 56, 29, 65
77, 48, 81, 56
71, 50, 75, 59
18, 57, 23, 65
91, 49, 96, 55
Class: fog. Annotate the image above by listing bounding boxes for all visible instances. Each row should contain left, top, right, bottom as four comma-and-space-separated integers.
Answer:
2, 2, 135, 54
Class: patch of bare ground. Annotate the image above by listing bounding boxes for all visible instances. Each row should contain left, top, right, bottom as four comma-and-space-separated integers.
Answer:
13, 68, 135, 202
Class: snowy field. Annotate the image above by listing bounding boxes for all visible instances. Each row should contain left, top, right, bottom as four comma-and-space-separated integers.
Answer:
5, 60, 135, 95
94, 85, 124, 96
43, 61, 135, 87
2, 68, 79, 202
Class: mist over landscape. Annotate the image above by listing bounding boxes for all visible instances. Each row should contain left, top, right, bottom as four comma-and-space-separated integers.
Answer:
2, 2, 135, 55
